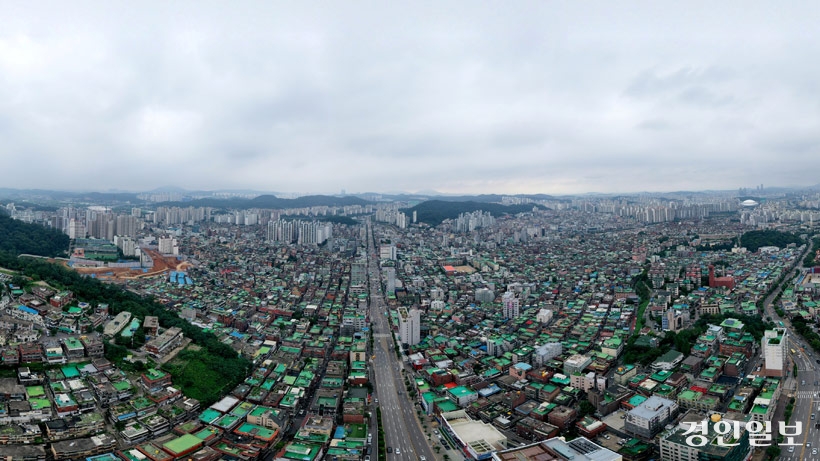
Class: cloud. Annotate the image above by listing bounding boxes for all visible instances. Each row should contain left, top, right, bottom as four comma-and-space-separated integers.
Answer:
0, 2, 819, 194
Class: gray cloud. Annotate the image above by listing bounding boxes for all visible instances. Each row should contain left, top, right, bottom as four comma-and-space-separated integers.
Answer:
1, 2, 819, 194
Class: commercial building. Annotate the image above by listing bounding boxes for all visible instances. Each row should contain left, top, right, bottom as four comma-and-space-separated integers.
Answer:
624, 395, 679, 439
440, 410, 507, 460
493, 437, 621, 461
762, 328, 787, 377
398, 307, 421, 346
659, 414, 751, 461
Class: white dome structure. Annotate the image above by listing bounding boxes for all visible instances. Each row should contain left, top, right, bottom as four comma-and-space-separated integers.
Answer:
740, 199, 759, 207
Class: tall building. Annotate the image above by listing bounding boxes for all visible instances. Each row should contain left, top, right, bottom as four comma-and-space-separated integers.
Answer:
158, 237, 178, 255
379, 244, 396, 261
115, 215, 139, 238
762, 328, 787, 377
68, 219, 86, 240
502, 291, 519, 319
475, 288, 495, 304
398, 307, 421, 346
384, 267, 396, 294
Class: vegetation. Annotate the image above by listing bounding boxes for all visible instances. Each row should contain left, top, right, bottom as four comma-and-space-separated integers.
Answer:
0, 215, 69, 257
578, 400, 596, 418
163, 348, 249, 406
804, 235, 820, 267
695, 241, 734, 252
791, 317, 820, 353
739, 229, 802, 253
402, 200, 544, 226
0, 253, 251, 406
623, 313, 774, 365
765, 445, 781, 460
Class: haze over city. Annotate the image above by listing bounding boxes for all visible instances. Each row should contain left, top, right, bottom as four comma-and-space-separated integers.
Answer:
2, 2, 819, 194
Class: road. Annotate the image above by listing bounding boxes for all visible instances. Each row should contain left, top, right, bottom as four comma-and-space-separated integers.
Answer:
758, 242, 820, 460
367, 223, 435, 461
785, 343, 819, 461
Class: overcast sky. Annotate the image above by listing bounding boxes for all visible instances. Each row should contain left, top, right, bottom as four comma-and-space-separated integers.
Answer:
2, 2, 819, 195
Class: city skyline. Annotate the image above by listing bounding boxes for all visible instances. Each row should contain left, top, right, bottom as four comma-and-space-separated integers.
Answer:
2, 3, 819, 194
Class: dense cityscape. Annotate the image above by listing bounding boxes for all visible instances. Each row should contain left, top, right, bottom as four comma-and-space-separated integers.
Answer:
1, 187, 820, 461
3, 3, 820, 461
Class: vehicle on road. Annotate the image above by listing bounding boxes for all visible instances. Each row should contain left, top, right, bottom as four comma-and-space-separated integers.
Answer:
788, 446, 795, 453
395, 449, 400, 455
387, 447, 392, 453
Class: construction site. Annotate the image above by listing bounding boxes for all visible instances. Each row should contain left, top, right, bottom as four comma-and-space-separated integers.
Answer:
66, 249, 193, 282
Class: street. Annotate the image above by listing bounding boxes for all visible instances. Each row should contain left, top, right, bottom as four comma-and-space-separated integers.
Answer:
366, 223, 436, 461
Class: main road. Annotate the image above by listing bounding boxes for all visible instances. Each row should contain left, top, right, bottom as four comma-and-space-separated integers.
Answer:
367, 223, 435, 461
758, 241, 820, 460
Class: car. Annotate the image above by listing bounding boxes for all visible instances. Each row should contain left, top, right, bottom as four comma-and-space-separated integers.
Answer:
813, 414, 816, 420
433, 430, 439, 435
789, 446, 795, 453
375, 398, 379, 404
387, 447, 392, 453
420, 457, 426, 461
396, 449, 401, 455
365, 457, 370, 461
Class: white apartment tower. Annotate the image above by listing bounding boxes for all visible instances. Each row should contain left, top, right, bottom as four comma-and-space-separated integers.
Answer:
502, 291, 520, 319
763, 328, 788, 377
398, 307, 421, 346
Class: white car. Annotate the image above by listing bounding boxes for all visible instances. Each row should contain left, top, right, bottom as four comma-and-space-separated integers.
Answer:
396, 449, 401, 455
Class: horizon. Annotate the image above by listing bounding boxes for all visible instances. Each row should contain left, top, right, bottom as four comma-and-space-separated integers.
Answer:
0, 184, 805, 200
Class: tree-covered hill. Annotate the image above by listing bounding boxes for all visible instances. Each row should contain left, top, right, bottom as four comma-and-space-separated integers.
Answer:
740, 230, 802, 253
0, 215, 69, 257
161, 194, 369, 210
403, 200, 545, 226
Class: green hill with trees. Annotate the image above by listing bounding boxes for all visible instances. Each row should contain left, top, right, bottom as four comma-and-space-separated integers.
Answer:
739, 230, 802, 253
403, 200, 544, 226
0, 215, 69, 257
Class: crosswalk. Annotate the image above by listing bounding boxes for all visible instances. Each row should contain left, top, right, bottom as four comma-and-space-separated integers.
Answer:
796, 390, 819, 399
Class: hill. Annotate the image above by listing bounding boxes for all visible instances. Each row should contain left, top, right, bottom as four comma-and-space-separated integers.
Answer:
739, 230, 802, 253
163, 194, 369, 210
0, 215, 70, 257
403, 200, 544, 226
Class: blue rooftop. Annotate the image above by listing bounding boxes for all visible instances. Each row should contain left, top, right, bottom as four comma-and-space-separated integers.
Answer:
17, 305, 38, 315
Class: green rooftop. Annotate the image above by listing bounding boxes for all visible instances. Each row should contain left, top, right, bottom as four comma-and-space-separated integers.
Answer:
163, 433, 202, 455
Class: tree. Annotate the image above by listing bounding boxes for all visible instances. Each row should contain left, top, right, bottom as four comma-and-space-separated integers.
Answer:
766, 445, 781, 460
579, 400, 596, 417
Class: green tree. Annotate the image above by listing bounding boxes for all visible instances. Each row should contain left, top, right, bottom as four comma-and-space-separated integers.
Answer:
579, 400, 596, 417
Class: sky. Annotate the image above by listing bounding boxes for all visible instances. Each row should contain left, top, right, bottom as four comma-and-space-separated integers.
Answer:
1, 2, 819, 195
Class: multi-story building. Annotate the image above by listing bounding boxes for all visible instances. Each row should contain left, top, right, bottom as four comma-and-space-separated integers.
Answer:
624, 395, 679, 439
398, 307, 421, 346
659, 414, 751, 461
145, 327, 183, 358
763, 328, 787, 377
502, 291, 520, 319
